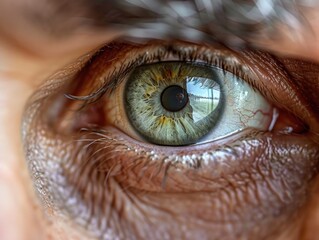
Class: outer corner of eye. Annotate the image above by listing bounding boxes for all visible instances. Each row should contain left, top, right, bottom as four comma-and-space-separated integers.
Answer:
104, 57, 276, 147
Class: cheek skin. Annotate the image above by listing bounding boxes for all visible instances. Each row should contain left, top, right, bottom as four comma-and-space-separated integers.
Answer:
0, 78, 43, 240
300, 174, 319, 240
0, 78, 98, 240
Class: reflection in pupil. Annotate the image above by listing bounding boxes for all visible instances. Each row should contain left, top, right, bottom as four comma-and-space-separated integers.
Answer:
161, 85, 188, 112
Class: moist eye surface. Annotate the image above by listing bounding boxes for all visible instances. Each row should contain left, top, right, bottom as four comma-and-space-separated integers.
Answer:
123, 59, 273, 146
125, 61, 223, 146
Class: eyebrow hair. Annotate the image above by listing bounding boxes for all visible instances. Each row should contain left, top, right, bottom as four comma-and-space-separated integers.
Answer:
28, 0, 313, 47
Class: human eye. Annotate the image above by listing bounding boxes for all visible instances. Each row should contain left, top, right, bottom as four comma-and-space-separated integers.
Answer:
22, 36, 319, 240
64, 41, 275, 146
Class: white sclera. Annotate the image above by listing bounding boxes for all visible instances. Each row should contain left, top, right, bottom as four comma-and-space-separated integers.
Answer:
199, 69, 273, 143
109, 64, 273, 145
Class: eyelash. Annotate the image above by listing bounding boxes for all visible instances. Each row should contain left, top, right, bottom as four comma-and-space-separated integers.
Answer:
65, 41, 255, 108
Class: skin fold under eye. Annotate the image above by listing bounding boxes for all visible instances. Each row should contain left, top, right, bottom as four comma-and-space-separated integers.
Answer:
22, 40, 319, 240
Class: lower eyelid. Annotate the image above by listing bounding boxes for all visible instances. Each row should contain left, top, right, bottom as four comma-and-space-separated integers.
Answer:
65, 126, 311, 194
74, 128, 244, 193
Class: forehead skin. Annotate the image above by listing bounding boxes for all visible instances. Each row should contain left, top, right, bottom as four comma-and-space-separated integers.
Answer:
1, 0, 319, 60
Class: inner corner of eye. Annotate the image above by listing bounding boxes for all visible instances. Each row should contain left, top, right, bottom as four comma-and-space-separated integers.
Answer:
100, 59, 278, 147
269, 108, 309, 135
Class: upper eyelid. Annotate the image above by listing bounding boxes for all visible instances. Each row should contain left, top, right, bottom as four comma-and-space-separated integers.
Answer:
56, 41, 319, 138
64, 41, 254, 106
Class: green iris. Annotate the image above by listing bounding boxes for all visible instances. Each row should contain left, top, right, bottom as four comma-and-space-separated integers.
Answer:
125, 62, 224, 146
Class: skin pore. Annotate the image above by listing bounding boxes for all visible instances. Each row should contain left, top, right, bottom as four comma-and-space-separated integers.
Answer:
1, 1, 319, 240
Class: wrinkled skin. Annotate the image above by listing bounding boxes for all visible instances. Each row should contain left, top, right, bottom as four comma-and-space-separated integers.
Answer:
1, 2, 319, 240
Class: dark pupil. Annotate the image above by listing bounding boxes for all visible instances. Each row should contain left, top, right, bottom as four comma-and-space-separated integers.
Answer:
161, 85, 189, 112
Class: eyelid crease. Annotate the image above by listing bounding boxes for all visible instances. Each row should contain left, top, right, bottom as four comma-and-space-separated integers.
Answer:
64, 41, 256, 109
64, 44, 167, 104
238, 50, 319, 138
